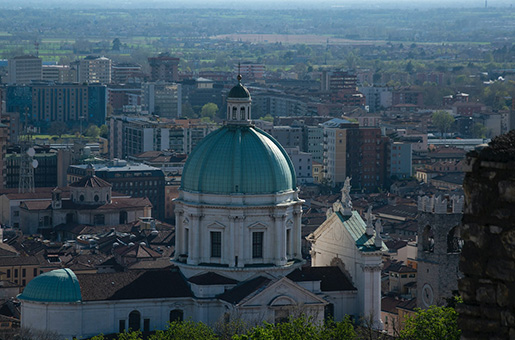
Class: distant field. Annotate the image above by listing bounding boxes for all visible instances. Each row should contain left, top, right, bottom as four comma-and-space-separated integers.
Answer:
213, 34, 385, 45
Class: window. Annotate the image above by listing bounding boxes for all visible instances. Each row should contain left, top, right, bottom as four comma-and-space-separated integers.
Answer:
143, 319, 150, 332
6, 269, 10, 278
252, 232, 264, 259
119, 211, 128, 224
14, 269, 18, 278
33, 268, 37, 277
128, 310, 141, 331
22, 269, 26, 277
211, 231, 221, 258
170, 310, 183, 323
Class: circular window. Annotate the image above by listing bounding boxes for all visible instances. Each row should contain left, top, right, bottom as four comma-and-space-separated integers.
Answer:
94, 195, 99, 202
79, 194, 84, 202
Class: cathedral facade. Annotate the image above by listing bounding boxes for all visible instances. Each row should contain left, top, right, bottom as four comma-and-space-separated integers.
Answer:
18, 77, 385, 339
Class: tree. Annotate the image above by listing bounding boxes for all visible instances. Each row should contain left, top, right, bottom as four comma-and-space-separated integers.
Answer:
259, 114, 274, 123
49, 121, 68, 139
201, 103, 218, 120
233, 315, 356, 340
99, 124, 109, 138
84, 124, 100, 138
150, 320, 218, 340
112, 38, 121, 51
399, 306, 460, 340
432, 110, 455, 138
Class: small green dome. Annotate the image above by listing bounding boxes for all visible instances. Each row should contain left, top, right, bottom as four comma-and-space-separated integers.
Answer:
18, 268, 82, 303
227, 82, 251, 99
181, 125, 296, 195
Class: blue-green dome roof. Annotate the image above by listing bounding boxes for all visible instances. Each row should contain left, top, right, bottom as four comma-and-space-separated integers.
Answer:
227, 82, 251, 99
18, 268, 82, 303
181, 125, 296, 194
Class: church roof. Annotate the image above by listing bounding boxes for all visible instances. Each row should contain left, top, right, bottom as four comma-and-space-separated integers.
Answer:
287, 266, 356, 292
18, 268, 82, 303
335, 211, 387, 252
188, 272, 238, 286
77, 269, 192, 301
181, 125, 296, 195
69, 175, 112, 188
227, 81, 250, 99
217, 276, 270, 304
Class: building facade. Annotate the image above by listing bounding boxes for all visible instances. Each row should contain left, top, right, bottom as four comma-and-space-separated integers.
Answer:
77, 56, 112, 84
7, 56, 42, 85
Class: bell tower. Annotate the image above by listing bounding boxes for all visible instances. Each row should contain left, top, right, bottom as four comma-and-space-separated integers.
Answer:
416, 195, 464, 308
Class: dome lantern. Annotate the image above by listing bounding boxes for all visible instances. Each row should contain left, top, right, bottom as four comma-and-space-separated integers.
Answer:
226, 74, 252, 125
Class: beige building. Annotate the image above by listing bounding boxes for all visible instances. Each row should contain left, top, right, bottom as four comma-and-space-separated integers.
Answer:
7, 55, 42, 84
78, 56, 112, 84
42, 65, 76, 83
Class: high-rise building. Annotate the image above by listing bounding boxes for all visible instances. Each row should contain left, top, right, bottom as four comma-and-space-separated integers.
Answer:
148, 54, 179, 82
7, 55, 42, 84
142, 82, 182, 118
6, 84, 107, 128
0, 123, 8, 189
111, 63, 142, 84
108, 116, 215, 159
320, 70, 357, 92
233, 62, 265, 80
77, 56, 112, 84
322, 118, 389, 191
42, 65, 76, 83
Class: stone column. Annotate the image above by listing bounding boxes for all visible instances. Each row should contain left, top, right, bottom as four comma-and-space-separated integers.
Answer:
174, 208, 183, 259
292, 206, 302, 259
273, 212, 287, 266
188, 213, 201, 265
362, 263, 383, 330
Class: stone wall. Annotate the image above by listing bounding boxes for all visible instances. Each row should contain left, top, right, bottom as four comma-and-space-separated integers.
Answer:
458, 130, 515, 340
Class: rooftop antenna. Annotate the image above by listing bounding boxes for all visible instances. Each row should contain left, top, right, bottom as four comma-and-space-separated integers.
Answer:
485, 0, 487, 8
238, 62, 242, 82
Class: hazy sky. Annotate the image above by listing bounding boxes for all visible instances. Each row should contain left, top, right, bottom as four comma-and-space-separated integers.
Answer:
1, 0, 513, 9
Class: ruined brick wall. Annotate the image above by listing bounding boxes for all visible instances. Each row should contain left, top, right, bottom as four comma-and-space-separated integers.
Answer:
458, 130, 515, 340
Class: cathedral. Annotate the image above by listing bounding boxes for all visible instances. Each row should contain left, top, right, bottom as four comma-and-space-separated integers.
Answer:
18, 76, 385, 339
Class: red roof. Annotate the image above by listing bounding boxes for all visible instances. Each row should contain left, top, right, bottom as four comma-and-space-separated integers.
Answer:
69, 175, 112, 188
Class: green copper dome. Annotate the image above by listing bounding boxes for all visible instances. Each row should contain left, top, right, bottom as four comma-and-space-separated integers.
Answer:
181, 125, 296, 195
227, 82, 251, 99
18, 268, 82, 303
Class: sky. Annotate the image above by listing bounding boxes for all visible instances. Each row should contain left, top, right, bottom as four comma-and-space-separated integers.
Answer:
0, 0, 513, 9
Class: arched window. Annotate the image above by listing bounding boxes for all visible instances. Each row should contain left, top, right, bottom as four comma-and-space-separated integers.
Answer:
447, 226, 463, 253
169, 309, 183, 323
232, 107, 237, 120
240, 107, 245, 120
422, 225, 434, 252
119, 211, 128, 224
128, 310, 141, 331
